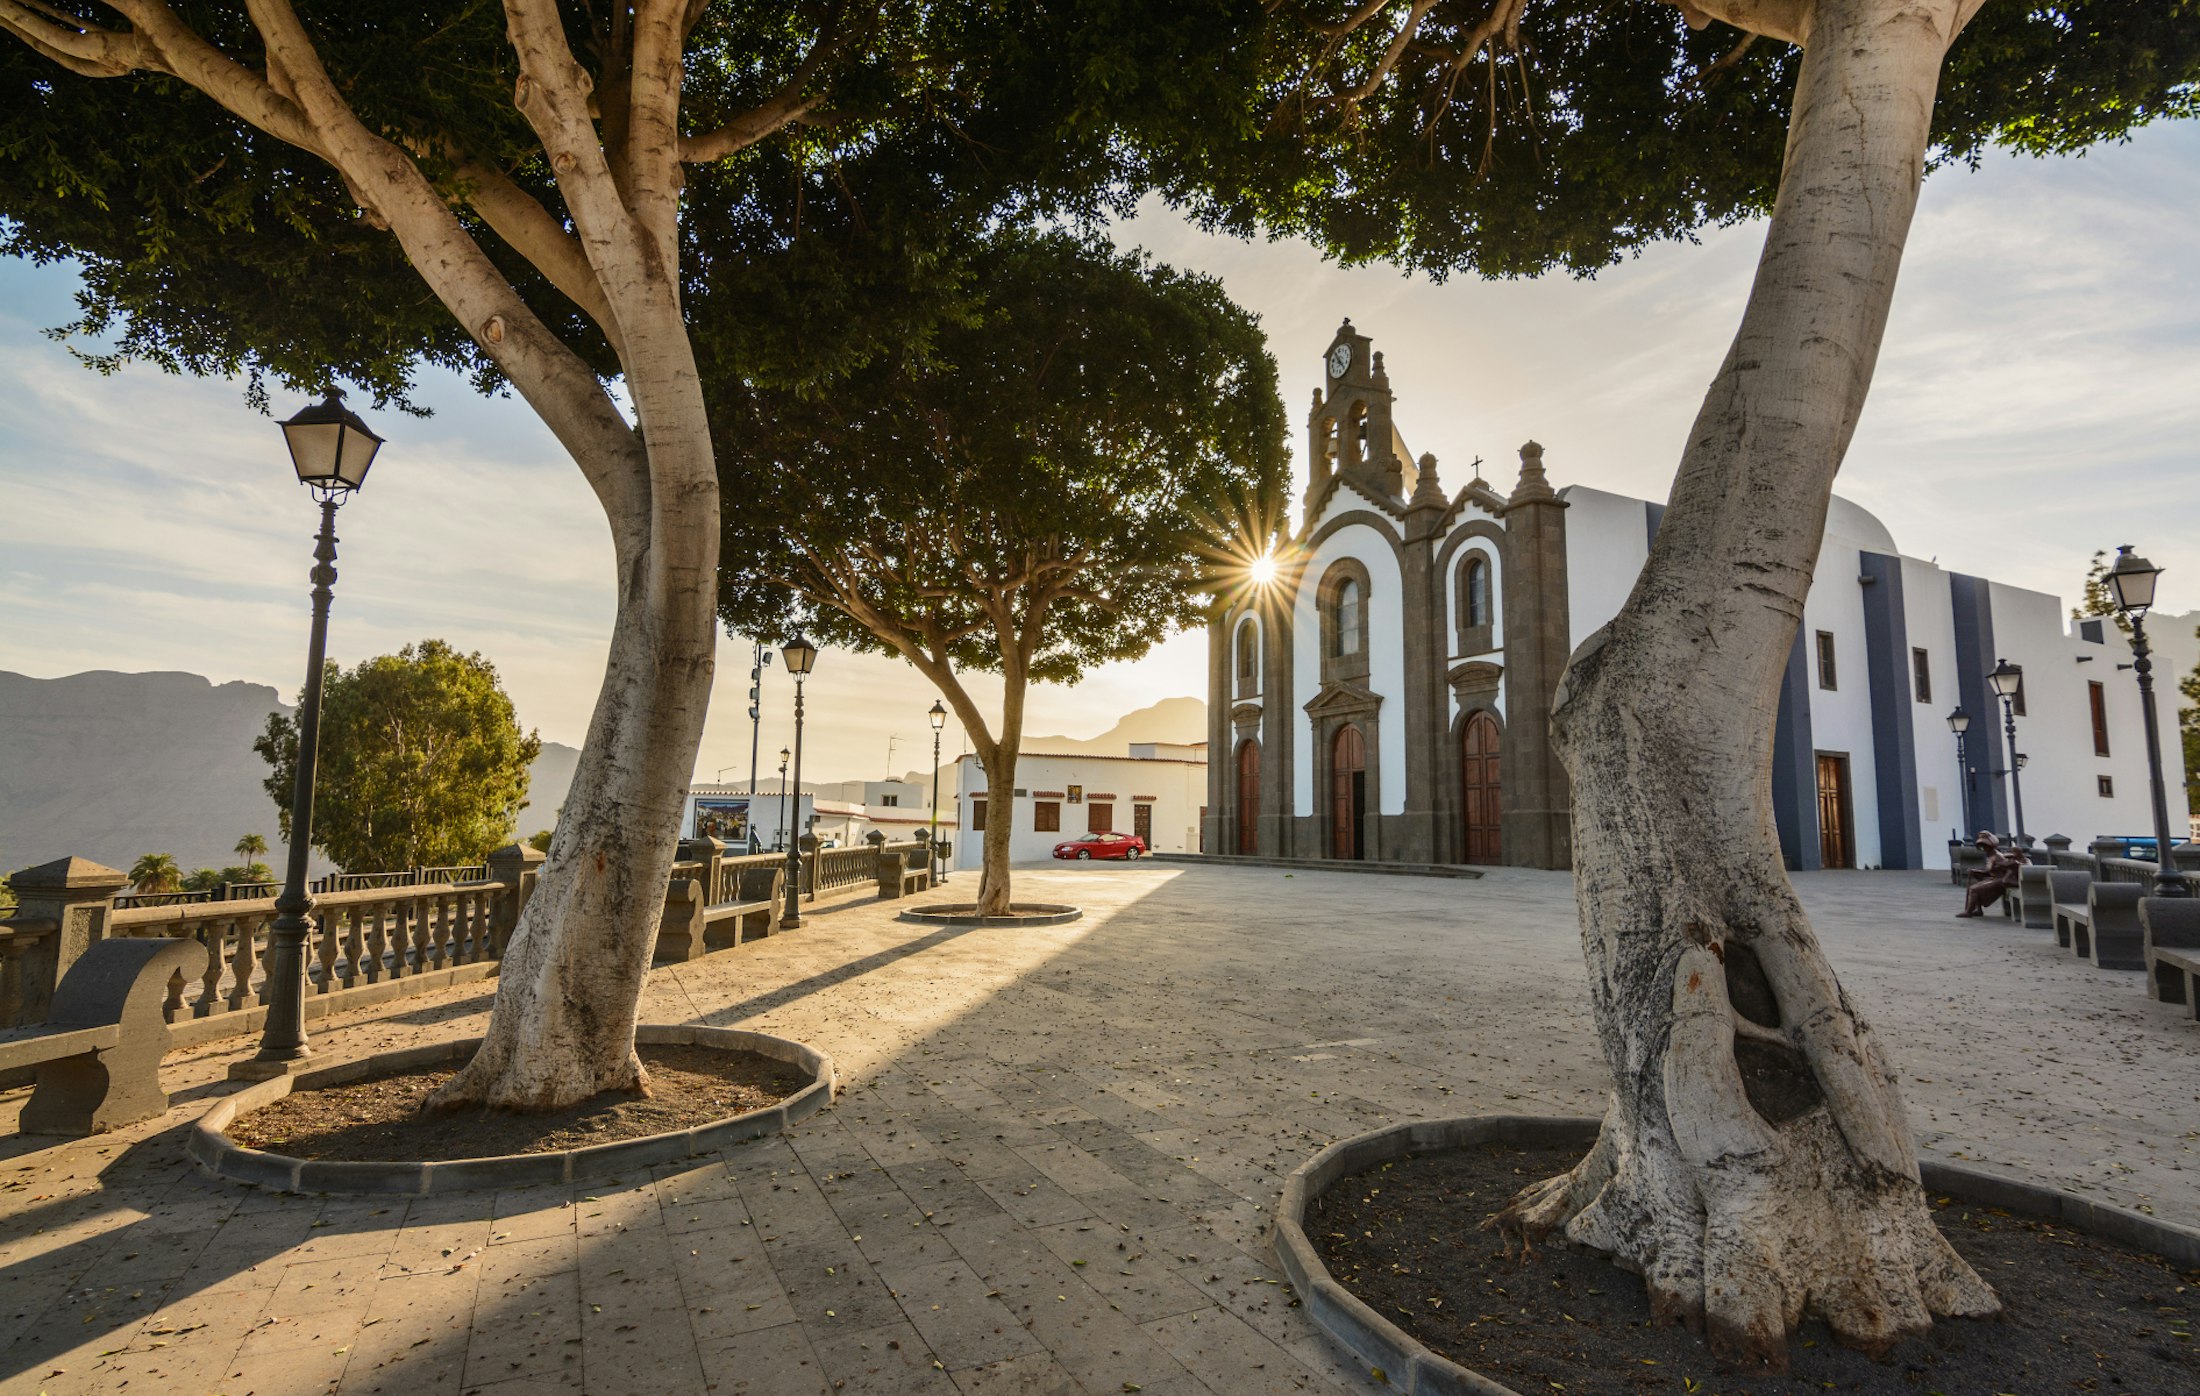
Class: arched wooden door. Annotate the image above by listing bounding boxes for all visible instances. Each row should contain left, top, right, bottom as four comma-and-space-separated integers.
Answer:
1331, 725, 1367, 860
1460, 712, 1502, 864
1235, 740, 1260, 855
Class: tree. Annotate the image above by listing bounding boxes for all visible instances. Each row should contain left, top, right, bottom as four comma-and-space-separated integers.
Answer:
715, 231, 1289, 915
2182, 629, 2199, 822
182, 861, 274, 893
1154, 0, 2200, 1364
254, 641, 541, 873
0, 0, 1229, 1108
2072, 550, 2133, 636
127, 852, 181, 894
234, 833, 269, 863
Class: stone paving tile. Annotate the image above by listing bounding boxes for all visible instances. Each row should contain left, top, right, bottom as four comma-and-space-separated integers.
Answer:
0, 865, 2191, 1394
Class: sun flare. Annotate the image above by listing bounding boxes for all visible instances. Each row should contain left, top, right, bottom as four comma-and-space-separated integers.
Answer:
1248, 551, 1279, 587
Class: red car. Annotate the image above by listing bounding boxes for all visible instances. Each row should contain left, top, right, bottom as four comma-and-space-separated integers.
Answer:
1052, 831, 1147, 861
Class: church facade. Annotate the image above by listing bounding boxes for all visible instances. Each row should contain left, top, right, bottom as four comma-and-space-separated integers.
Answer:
1202, 321, 2191, 872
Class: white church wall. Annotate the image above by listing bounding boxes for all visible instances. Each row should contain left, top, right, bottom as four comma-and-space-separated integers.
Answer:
1799, 534, 1883, 867
1291, 522, 1407, 817
1899, 557, 1963, 864
1558, 486, 1653, 651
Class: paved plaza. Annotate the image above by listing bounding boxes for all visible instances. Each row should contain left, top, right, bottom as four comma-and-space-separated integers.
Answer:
0, 863, 2192, 1396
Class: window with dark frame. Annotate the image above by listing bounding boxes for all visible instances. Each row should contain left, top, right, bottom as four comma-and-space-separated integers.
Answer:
1335, 578, 1363, 657
1912, 647, 1931, 703
971, 799, 987, 831
1816, 630, 1837, 690
1462, 556, 1491, 629
1087, 801, 1113, 833
2089, 680, 2110, 757
2098, 775, 2114, 798
2012, 675, 2026, 717
1033, 801, 1061, 833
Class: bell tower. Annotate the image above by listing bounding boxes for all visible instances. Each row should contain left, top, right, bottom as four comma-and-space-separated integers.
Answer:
1305, 318, 1403, 510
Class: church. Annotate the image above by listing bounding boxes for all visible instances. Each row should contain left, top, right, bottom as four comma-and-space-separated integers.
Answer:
1201, 321, 2191, 872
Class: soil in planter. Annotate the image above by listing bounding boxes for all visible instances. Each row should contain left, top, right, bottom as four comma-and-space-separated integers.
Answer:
226, 1044, 812, 1163
1310, 1141, 2198, 1396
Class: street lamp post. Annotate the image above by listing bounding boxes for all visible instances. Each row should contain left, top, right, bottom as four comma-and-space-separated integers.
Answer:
1946, 706, 1972, 836
1987, 658, 2028, 857
236, 392, 383, 1080
776, 747, 791, 851
928, 700, 947, 885
780, 634, 817, 928
2104, 545, 2191, 898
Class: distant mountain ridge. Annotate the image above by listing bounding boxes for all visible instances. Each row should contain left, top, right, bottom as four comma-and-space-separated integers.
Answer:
1019, 695, 1206, 756
0, 670, 577, 876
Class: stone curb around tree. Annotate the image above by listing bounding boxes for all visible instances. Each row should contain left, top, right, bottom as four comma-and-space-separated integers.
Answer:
1271, 1114, 2200, 1396
896, 903, 1083, 927
187, 1024, 835, 1196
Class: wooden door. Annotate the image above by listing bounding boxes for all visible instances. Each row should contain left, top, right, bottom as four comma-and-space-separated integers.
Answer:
1133, 802, 1152, 846
1332, 725, 1367, 860
1816, 753, 1852, 869
1460, 712, 1502, 864
1235, 740, 1260, 855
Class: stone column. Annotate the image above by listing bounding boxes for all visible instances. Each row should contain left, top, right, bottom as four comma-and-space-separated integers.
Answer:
1499, 442, 1574, 870
1204, 609, 1230, 855
1400, 454, 1451, 863
1261, 574, 1297, 858
8, 858, 130, 1022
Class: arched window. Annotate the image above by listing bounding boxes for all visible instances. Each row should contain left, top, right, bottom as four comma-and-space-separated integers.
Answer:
1334, 579, 1363, 658
1235, 621, 1259, 697
1347, 402, 1367, 463
1461, 555, 1491, 629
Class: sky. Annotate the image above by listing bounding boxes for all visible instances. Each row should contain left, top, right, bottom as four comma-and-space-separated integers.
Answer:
2, 121, 2195, 787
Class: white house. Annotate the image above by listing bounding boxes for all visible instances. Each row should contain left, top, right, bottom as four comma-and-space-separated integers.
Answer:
951, 744, 1207, 869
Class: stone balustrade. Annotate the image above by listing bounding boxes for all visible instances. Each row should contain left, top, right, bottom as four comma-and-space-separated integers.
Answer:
2, 835, 933, 1045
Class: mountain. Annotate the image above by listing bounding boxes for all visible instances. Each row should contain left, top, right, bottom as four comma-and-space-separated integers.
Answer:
1021, 696, 1206, 755
0, 671, 577, 877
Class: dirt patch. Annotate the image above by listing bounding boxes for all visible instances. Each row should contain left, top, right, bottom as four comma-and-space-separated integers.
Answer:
226, 1043, 812, 1163
1309, 1141, 2199, 1395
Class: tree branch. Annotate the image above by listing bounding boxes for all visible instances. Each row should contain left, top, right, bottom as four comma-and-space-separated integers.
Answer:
678, 10, 840, 163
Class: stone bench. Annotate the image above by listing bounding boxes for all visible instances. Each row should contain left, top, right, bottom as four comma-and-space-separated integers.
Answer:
2141, 898, 2200, 1017
2017, 865, 2054, 930
2048, 870, 2095, 951
2077, 884, 2146, 971
876, 846, 932, 901
0, 937, 201, 1135
655, 862, 783, 963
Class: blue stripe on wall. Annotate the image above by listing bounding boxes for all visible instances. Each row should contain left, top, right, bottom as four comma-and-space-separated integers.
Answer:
1859, 553, 1923, 868
1949, 573, 2007, 835
1771, 629, 1821, 871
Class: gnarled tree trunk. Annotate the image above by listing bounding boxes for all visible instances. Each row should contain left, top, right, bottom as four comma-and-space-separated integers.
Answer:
972, 668, 1029, 917
1495, 0, 1999, 1364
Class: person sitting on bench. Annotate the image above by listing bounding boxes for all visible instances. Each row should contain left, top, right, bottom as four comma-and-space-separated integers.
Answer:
1958, 831, 2022, 918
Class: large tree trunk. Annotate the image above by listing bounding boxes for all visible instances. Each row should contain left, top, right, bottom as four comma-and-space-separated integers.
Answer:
974, 671, 1029, 917
426, 319, 720, 1111
1494, 0, 1998, 1364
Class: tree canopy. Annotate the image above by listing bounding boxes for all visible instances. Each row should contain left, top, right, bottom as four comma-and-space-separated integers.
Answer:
1151, 0, 2200, 279
255, 640, 541, 872
713, 230, 1288, 684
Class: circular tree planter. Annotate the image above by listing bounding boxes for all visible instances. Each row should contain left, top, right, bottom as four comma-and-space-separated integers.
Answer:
898, 902, 1082, 927
189, 1024, 835, 1196
1273, 1115, 2200, 1396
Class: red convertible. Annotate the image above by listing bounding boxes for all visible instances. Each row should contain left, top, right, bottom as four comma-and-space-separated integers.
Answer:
1052, 831, 1147, 861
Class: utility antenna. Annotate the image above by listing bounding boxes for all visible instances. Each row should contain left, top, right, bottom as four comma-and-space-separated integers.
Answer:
886, 734, 900, 779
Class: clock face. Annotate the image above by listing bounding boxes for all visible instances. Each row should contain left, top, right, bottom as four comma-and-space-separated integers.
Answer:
1327, 342, 1353, 378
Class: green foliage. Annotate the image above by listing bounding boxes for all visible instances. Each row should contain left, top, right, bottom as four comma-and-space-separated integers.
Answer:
254, 640, 541, 873
182, 862, 273, 893
713, 230, 1290, 687
2182, 624, 2199, 821
2071, 550, 2135, 635
233, 833, 269, 862
0, 869, 15, 916
128, 852, 182, 893
527, 829, 555, 855
1150, 1, 2200, 280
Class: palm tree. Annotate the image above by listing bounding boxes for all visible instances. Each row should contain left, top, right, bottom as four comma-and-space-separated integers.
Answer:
128, 853, 182, 894
234, 833, 269, 862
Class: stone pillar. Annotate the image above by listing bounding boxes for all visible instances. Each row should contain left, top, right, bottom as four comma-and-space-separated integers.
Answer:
677, 835, 725, 905
8, 858, 130, 1021
1260, 578, 1296, 858
1399, 453, 1451, 863
1204, 608, 1231, 855
484, 842, 545, 956
1499, 442, 1574, 870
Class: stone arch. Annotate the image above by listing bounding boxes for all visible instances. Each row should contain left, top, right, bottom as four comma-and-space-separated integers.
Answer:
1232, 613, 1263, 700
1315, 556, 1374, 686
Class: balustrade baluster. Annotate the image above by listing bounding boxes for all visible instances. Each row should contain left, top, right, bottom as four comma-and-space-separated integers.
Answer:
196, 923, 224, 1017
227, 916, 257, 1011
364, 900, 388, 982
341, 903, 364, 988
315, 907, 339, 994
430, 893, 451, 969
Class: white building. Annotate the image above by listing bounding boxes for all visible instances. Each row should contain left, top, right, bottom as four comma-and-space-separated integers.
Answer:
1206, 319, 2192, 873
951, 743, 1207, 869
